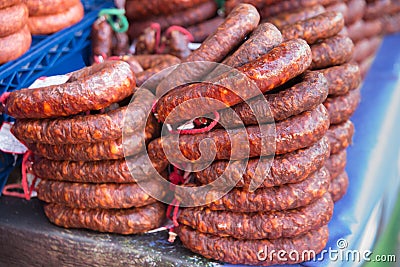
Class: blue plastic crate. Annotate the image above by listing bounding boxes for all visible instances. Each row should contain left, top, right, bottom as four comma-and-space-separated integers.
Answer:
0, 2, 113, 95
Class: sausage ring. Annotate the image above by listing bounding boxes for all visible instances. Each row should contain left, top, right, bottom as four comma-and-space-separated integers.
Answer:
177, 167, 329, 212
148, 104, 329, 164
267, 5, 325, 29
27, 2, 84, 35
260, 0, 321, 18
37, 179, 163, 209
33, 152, 169, 183
24, 0, 80, 16
187, 16, 225, 43
156, 39, 311, 124
310, 35, 354, 70
177, 225, 329, 265
125, 0, 210, 20
178, 193, 333, 240
345, 0, 366, 25
320, 63, 361, 96
352, 37, 381, 64
120, 55, 181, 88
0, 3, 28, 38
0, 0, 21, 9
5, 61, 135, 119
155, 3, 261, 98
329, 171, 349, 202
218, 71, 328, 127
44, 202, 165, 234
326, 120, 354, 155
11, 89, 157, 145
0, 24, 31, 64
127, 1, 217, 38
281, 11, 344, 45
194, 136, 330, 189
26, 121, 157, 161
325, 148, 346, 180
324, 87, 360, 125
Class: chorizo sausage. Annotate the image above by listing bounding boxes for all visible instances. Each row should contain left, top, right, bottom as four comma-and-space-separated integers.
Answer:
155, 3, 260, 97
125, 0, 210, 20
310, 35, 354, 70
281, 11, 345, 45
91, 16, 113, 59
218, 71, 328, 127
164, 29, 191, 59
127, 1, 217, 39
329, 171, 349, 202
37, 179, 164, 209
260, 0, 320, 18
194, 136, 330, 189
0, 0, 21, 9
0, 3, 28, 38
221, 23, 283, 68
364, 0, 391, 20
178, 193, 333, 240
156, 39, 312, 123
148, 104, 329, 164
324, 87, 360, 125
0, 24, 31, 65
33, 152, 168, 183
267, 5, 325, 29
44, 202, 166, 234
120, 55, 181, 88
27, 114, 158, 161
320, 62, 361, 96
23, 0, 80, 16
352, 37, 382, 64
326, 120, 354, 154
224, 0, 267, 14
325, 2, 348, 24
345, 0, 366, 25
27, 2, 84, 35
325, 148, 346, 180
112, 32, 130, 56
187, 16, 224, 43
205, 22, 283, 79
5, 61, 135, 119
347, 19, 382, 43
135, 26, 158, 55
197, 167, 330, 213
380, 13, 400, 35
177, 225, 329, 265
11, 89, 156, 145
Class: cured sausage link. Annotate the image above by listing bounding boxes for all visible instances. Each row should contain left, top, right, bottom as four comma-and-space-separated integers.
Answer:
156, 39, 312, 124
5, 61, 136, 119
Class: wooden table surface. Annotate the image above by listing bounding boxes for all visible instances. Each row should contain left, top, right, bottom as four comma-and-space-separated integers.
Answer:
0, 196, 218, 267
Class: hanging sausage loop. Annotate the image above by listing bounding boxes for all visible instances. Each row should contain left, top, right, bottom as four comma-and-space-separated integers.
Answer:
98, 8, 129, 33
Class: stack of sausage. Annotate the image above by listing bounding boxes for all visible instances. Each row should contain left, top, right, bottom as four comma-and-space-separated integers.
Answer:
91, 15, 130, 59
324, 0, 382, 78
274, 9, 360, 202
5, 61, 168, 234
366, 0, 400, 35
0, 0, 31, 64
24, 0, 84, 35
148, 4, 336, 265
126, 0, 219, 40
